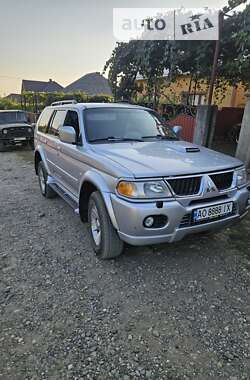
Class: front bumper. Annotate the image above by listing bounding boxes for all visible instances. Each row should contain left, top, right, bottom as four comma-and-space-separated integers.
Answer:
110, 186, 250, 246
0, 137, 33, 146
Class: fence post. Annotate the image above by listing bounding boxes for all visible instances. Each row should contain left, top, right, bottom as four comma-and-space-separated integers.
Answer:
236, 94, 250, 169
193, 105, 218, 147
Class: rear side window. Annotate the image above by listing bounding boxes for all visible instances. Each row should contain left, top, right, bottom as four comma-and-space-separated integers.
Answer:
37, 108, 54, 133
48, 110, 67, 137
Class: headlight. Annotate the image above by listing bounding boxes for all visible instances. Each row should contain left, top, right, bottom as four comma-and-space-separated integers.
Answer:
117, 180, 172, 199
235, 167, 247, 187
2, 129, 8, 135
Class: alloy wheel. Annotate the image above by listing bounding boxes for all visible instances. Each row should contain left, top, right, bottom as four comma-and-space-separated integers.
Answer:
38, 166, 46, 194
90, 205, 101, 246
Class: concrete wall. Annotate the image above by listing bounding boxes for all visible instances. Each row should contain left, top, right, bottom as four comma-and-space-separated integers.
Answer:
236, 97, 250, 169
193, 105, 217, 147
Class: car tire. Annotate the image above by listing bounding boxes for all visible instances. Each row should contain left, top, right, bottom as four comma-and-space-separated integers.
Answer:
0, 142, 6, 152
30, 140, 35, 150
37, 161, 57, 199
88, 191, 124, 259
22, 140, 34, 150
22, 141, 29, 149
26, 139, 34, 150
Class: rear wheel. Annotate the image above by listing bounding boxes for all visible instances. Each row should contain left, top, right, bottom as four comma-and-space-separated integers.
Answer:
37, 161, 57, 198
88, 191, 124, 259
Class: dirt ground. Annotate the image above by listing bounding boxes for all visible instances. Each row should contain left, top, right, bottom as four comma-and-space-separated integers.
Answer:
0, 148, 249, 380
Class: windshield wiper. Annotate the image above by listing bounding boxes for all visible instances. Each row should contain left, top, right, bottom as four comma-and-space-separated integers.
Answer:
142, 135, 163, 139
142, 135, 178, 141
89, 137, 143, 143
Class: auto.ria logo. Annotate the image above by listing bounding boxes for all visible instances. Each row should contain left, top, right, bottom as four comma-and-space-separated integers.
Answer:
113, 8, 219, 41
181, 13, 214, 36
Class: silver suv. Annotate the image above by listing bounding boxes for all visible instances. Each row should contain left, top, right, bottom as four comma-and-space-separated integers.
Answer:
34, 101, 250, 259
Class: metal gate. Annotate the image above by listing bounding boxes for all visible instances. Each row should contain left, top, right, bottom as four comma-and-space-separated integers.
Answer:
160, 104, 197, 143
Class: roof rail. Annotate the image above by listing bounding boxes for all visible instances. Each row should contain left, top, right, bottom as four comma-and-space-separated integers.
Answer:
51, 100, 77, 106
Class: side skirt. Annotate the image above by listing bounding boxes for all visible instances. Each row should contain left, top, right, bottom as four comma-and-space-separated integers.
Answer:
48, 177, 79, 215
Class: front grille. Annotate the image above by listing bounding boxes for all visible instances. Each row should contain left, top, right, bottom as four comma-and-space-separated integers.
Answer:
179, 203, 237, 229
2, 127, 31, 138
167, 176, 202, 196
209, 172, 233, 191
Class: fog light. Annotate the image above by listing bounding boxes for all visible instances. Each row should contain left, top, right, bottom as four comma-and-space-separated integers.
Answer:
144, 216, 154, 228
143, 215, 168, 228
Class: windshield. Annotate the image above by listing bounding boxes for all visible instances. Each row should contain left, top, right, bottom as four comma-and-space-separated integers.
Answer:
0, 112, 27, 125
84, 108, 178, 143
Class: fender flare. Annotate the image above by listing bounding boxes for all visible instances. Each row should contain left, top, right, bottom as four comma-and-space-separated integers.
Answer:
79, 170, 112, 194
79, 170, 119, 230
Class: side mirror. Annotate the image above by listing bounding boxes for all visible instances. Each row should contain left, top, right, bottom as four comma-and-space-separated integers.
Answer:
172, 125, 182, 138
59, 126, 76, 144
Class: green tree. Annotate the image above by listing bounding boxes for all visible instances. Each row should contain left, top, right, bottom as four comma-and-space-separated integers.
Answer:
0, 98, 22, 110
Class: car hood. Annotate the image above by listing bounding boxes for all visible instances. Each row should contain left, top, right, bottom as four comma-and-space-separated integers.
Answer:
91, 140, 243, 178
0, 123, 30, 131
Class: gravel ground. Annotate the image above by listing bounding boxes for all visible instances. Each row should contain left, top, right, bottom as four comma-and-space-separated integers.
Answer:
0, 149, 250, 380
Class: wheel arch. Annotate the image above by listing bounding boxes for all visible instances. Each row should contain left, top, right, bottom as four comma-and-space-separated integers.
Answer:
34, 148, 49, 175
78, 171, 118, 229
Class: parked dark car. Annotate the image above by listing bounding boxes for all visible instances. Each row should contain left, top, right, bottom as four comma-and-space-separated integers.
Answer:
0, 110, 34, 151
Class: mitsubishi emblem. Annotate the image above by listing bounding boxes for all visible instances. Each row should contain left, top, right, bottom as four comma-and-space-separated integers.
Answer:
205, 176, 217, 194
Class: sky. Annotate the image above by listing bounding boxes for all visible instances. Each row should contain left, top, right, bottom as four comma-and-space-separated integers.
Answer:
0, 0, 233, 96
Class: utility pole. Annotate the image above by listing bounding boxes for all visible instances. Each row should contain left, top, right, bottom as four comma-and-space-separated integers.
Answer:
200, 11, 224, 148
207, 11, 223, 105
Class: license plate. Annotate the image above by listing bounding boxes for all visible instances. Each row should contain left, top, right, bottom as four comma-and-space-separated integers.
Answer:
14, 137, 26, 141
193, 202, 233, 222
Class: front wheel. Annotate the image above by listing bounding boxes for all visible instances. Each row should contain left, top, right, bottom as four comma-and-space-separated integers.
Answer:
0, 141, 6, 152
88, 191, 124, 259
22, 140, 34, 150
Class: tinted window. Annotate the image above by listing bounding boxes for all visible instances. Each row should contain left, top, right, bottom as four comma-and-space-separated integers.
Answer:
0, 111, 27, 125
48, 110, 67, 136
64, 110, 80, 138
37, 108, 54, 133
84, 108, 177, 143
